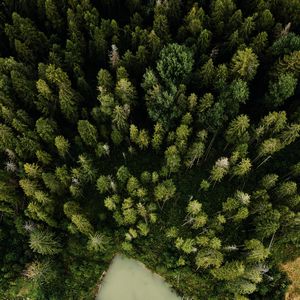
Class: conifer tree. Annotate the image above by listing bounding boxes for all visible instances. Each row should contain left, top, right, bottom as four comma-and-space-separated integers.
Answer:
29, 229, 61, 255
77, 120, 98, 147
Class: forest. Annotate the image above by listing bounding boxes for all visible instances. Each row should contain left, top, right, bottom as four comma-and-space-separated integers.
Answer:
0, 0, 300, 299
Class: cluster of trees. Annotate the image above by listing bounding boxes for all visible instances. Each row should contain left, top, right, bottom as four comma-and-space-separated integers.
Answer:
1, 0, 300, 299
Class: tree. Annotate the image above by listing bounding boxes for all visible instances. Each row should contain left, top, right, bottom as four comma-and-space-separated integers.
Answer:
45, 0, 64, 30
137, 129, 150, 150
45, 64, 79, 120
279, 123, 300, 146
165, 145, 181, 174
97, 176, 111, 194
211, 0, 236, 35
142, 70, 182, 126
71, 214, 94, 236
244, 239, 270, 262
123, 208, 137, 225
87, 232, 110, 252
112, 105, 130, 130
29, 229, 61, 255
254, 111, 287, 141
231, 158, 252, 178
19, 178, 39, 197
0, 124, 16, 151
153, 11, 170, 41
257, 138, 282, 158
185, 199, 208, 229
22, 260, 52, 284
77, 155, 97, 183
115, 78, 137, 106
175, 124, 191, 153
211, 261, 245, 281
24, 163, 41, 178
265, 73, 297, 107
277, 50, 300, 76
129, 124, 139, 143
186, 200, 202, 216
154, 179, 176, 208
152, 122, 165, 151
116, 166, 130, 184
184, 141, 205, 168
5, 12, 48, 61
210, 157, 230, 183
254, 207, 281, 239
276, 181, 297, 198
225, 115, 250, 146
54, 136, 70, 157
260, 174, 279, 190
199, 59, 215, 88
109, 44, 119, 68
77, 120, 98, 147
35, 118, 57, 143
36, 150, 52, 165
127, 176, 140, 197
196, 248, 223, 269
97, 69, 113, 92
42, 172, 62, 194
156, 43, 194, 85
231, 48, 259, 81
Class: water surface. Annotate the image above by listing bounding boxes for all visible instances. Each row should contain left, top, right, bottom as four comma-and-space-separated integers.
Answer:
96, 255, 181, 300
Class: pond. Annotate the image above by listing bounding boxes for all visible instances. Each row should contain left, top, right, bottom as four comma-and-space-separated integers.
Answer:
96, 254, 181, 300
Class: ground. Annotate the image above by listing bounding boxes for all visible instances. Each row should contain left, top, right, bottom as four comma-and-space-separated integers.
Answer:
283, 257, 300, 300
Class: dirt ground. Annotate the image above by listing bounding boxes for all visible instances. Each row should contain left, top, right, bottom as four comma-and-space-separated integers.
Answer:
282, 257, 300, 300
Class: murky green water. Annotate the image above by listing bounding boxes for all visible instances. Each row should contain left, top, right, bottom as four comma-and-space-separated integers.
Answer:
96, 255, 181, 300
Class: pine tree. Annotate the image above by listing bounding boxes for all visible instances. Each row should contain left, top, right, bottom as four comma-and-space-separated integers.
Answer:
244, 239, 270, 262
112, 105, 130, 130
260, 174, 279, 190
115, 78, 137, 105
196, 248, 223, 269
211, 261, 245, 281
87, 232, 110, 252
54, 136, 70, 157
36, 118, 57, 143
154, 179, 176, 208
97, 176, 111, 194
210, 157, 230, 183
45, 64, 79, 120
231, 48, 259, 81
29, 229, 61, 255
265, 73, 297, 107
77, 120, 98, 147
71, 214, 94, 236
156, 43, 194, 85
279, 123, 300, 146
225, 115, 250, 146
152, 122, 165, 151
231, 158, 252, 178
175, 124, 191, 153
0, 124, 16, 151
165, 145, 181, 174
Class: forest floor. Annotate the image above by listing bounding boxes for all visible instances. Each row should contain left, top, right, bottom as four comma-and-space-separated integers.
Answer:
282, 257, 300, 300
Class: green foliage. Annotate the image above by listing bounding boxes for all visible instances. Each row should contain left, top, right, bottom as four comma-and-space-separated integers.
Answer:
77, 120, 98, 147
1, 1, 300, 299
231, 48, 259, 81
225, 115, 250, 146
71, 214, 94, 236
154, 179, 176, 207
265, 73, 298, 107
29, 229, 61, 255
54, 136, 70, 157
156, 43, 194, 85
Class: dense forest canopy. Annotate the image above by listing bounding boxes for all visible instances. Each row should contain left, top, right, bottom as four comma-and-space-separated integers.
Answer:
1, 0, 300, 299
